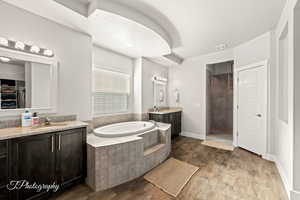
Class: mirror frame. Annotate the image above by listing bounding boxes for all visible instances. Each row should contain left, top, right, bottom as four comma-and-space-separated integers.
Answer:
153, 80, 167, 108
0, 47, 58, 117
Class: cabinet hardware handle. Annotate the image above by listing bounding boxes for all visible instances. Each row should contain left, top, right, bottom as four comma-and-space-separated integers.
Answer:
58, 135, 61, 151
51, 136, 54, 153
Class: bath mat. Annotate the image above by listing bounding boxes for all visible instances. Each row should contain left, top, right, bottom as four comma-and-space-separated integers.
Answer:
144, 158, 199, 197
201, 140, 234, 151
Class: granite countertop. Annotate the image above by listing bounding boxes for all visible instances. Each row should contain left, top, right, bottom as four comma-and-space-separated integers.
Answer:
148, 107, 182, 115
0, 121, 88, 140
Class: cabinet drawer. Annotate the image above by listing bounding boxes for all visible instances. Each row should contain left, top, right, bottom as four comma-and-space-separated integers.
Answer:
0, 187, 9, 200
0, 157, 7, 187
0, 141, 7, 155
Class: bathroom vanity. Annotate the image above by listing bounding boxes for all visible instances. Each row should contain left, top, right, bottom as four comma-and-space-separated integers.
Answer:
0, 121, 87, 200
149, 108, 182, 138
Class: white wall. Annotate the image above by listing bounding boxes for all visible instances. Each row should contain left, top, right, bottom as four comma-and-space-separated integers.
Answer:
234, 32, 272, 67
133, 58, 142, 114
293, 2, 300, 195
168, 32, 276, 147
168, 49, 234, 139
0, 1, 92, 120
274, 0, 299, 198
141, 58, 168, 113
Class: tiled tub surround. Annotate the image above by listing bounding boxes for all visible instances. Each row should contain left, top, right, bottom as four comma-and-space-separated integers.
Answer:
86, 122, 171, 191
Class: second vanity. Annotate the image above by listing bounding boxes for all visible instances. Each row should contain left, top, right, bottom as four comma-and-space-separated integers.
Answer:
149, 108, 182, 138
0, 120, 87, 200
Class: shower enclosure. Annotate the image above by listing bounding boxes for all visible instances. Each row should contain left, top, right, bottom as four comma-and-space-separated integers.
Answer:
206, 61, 233, 141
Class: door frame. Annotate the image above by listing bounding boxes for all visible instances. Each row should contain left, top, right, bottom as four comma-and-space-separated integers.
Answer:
205, 60, 234, 141
233, 60, 269, 157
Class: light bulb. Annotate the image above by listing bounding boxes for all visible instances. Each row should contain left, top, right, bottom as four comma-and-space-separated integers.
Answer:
0, 37, 8, 46
15, 41, 25, 50
30, 45, 40, 53
43, 49, 53, 57
0, 57, 10, 62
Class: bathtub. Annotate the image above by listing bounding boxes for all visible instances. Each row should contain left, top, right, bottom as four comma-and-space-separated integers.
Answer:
87, 122, 171, 191
93, 121, 155, 138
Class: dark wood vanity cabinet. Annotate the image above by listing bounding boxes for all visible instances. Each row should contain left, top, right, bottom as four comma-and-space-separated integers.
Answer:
56, 129, 86, 189
0, 127, 86, 200
10, 133, 56, 200
0, 141, 9, 200
149, 111, 182, 138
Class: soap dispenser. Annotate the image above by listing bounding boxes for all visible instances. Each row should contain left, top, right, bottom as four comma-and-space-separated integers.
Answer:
32, 112, 40, 127
21, 109, 32, 127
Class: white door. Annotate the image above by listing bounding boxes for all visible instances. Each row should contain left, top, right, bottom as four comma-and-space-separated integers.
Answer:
237, 65, 267, 155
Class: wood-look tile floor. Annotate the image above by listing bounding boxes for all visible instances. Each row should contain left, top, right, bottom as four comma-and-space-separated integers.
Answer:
53, 136, 288, 200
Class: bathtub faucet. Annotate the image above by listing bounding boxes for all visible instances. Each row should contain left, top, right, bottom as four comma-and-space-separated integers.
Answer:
149, 120, 158, 127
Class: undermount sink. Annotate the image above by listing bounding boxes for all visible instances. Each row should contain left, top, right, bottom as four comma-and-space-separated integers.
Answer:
30, 123, 68, 129
45, 123, 68, 127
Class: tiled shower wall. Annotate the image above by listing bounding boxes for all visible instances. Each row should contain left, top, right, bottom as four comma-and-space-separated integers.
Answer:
206, 61, 233, 135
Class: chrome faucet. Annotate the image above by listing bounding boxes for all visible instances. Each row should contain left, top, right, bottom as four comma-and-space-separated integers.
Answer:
153, 106, 160, 112
44, 117, 51, 126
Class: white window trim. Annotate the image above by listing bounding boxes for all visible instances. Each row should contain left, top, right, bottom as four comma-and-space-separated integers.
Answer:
92, 66, 132, 117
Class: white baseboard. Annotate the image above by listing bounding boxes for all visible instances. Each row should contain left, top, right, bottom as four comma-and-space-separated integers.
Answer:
291, 190, 300, 200
180, 131, 205, 140
274, 156, 291, 200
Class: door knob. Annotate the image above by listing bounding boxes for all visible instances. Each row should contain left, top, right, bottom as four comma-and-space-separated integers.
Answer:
256, 114, 262, 117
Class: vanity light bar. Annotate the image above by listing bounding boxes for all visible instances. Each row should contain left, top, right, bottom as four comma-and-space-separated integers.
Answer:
0, 37, 54, 57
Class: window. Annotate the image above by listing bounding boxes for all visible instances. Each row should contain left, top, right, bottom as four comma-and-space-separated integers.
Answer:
92, 68, 130, 115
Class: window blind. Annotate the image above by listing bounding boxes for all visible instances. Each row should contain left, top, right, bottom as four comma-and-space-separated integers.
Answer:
92, 68, 130, 115
93, 68, 130, 94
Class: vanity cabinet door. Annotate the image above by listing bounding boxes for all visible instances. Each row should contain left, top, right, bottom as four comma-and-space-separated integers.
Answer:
0, 156, 8, 189
56, 128, 86, 189
173, 112, 182, 136
10, 134, 56, 200
0, 140, 9, 200
0, 188, 8, 200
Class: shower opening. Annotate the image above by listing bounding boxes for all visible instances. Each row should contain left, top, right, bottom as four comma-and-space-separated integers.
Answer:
206, 61, 234, 144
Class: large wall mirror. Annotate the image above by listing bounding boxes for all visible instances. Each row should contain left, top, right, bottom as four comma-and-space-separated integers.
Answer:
0, 48, 58, 115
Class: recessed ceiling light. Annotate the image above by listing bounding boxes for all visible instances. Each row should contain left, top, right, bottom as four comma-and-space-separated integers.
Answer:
30, 45, 40, 53
15, 41, 25, 50
0, 57, 11, 62
43, 49, 53, 57
0, 37, 8, 46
